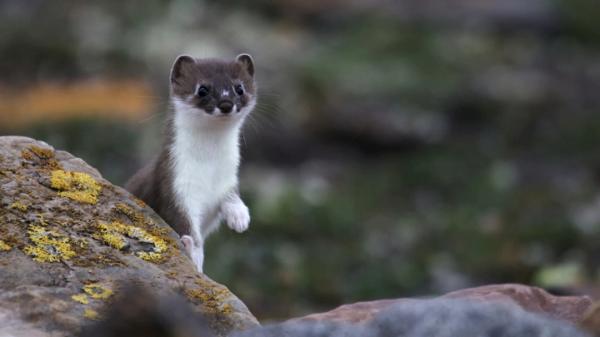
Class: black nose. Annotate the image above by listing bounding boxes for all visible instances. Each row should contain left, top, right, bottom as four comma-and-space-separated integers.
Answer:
218, 101, 233, 113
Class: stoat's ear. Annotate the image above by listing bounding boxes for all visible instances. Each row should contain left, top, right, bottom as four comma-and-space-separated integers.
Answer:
236, 53, 254, 77
170, 55, 196, 85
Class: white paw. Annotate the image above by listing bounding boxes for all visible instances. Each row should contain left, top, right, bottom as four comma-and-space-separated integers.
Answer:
181, 235, 204, 272
181, 235, 194, 255
222, 201, 250, 233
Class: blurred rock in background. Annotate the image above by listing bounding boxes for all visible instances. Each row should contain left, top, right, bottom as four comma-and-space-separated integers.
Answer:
0, 0, 599, 320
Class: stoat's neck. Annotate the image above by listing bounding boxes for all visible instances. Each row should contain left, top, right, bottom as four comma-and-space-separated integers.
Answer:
167, 99, 245, 232
170, 103, 243, 162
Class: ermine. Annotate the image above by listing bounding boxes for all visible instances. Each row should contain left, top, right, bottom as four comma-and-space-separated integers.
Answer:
126, 54, 256, 272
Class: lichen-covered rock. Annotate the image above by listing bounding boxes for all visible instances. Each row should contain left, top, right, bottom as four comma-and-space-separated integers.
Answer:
0, 136, 258, 337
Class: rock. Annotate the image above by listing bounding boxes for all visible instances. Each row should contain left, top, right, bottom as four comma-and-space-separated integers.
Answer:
0, 136, 258, 337
280, 284, 594, 336
295, 284, 593, 325
89, 284, 598, 337
78, 285, 218, 337
441, 284, 593, 323
295, 298, 403, 324
581, 302, 600, 337
237, 297, 589, 337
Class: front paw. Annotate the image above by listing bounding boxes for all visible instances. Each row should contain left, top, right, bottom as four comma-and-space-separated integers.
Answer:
181, 235, 194, 256
222, 201, 250, 233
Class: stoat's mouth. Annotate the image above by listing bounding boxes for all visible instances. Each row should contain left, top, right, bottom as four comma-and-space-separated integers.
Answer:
205, 106, 245, 118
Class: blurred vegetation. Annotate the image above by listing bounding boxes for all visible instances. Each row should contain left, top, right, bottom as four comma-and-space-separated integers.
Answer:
1, 0, 599, 320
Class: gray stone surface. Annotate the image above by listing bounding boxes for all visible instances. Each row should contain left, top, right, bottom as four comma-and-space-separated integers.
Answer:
238, 295, 591, 337
295, 284, 593, 325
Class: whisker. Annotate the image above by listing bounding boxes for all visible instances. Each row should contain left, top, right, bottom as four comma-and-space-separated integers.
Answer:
135, 111, 166, 124
243, 114, 261, 136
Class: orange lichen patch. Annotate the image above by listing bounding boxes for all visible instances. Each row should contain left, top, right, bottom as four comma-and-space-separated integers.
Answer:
20, 146, 61, 169
134, 198, 147, 208
9, 201, 28, 211
23, 225, 76, 262
186, 278, 235, 315
95, 221, 169, 263
83, 283, 113, 300
0, 79, 154, 128
29, 146, 54, 159
165, 271, 178, 279
221, 303, 234, 315
0, 240, 11, 251
84, 308, 100, 320
20, 150, 33, 161
50, 170, 102, 204
71, 294, 89, 304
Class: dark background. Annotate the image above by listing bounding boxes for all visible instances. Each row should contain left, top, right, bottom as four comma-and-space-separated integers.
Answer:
1, 0, 599, 321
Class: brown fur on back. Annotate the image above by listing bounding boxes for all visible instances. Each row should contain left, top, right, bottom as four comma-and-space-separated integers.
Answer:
125, 119, 190, 236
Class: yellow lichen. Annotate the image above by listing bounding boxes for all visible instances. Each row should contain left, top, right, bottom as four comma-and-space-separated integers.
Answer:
95, 221, 168, 263
0, 240, 11, 252
136, 251, 164, 262
96, 223, 128, 250
37, 214, 48, 226
84, 308, 99, 320
75, 238, 89, 249
9, 201, 28, 211
115, 203, 145, 225
134, 229, 168, 262
71, 294, 89, 304
50, 170, 102, 204
185, 278, 234, 316
221, 303, 234, 315
83, 283, 113, 300
23, 225, 76, 262
29, 146, 54, 159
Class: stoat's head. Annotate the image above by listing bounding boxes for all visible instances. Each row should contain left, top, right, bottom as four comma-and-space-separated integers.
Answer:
169, 54, 256, 120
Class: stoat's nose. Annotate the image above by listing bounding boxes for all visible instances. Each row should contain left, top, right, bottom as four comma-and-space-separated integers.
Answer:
218, 100, 233, 114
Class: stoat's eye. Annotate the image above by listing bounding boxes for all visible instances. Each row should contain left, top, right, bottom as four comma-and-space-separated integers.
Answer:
234, 84, 244, 96
197, 85, 210, 97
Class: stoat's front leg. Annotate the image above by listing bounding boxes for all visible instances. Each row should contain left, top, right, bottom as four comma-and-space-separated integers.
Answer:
181, 234, 204, 272
220, 188, 250, 233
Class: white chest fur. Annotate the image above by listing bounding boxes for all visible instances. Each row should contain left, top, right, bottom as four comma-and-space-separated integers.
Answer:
170, 106, 241, 236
